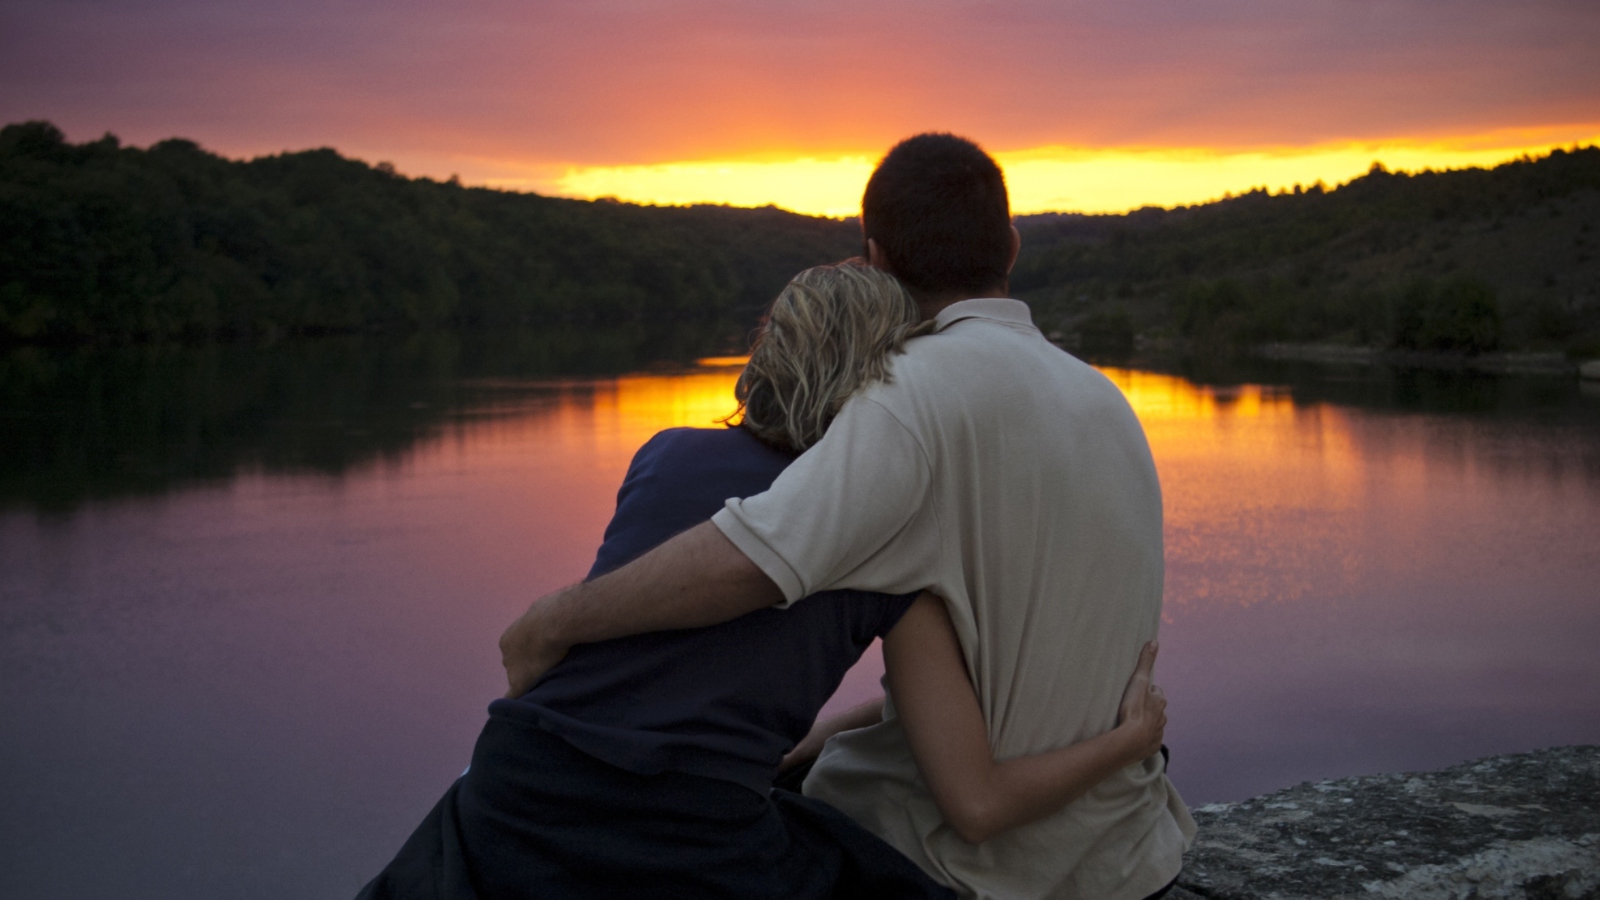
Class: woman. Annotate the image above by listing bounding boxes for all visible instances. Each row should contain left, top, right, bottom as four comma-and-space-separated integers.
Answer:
358, 261, 1167, 900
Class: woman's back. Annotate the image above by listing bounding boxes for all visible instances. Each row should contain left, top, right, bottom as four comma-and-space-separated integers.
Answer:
511, 426, 913, 792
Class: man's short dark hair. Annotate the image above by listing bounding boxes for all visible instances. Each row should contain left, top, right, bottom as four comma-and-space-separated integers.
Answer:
861, 133, 1012, 298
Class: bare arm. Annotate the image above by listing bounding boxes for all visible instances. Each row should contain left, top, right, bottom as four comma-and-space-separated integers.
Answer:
884, 592, 1166, 845
500, 396, 930, 698
499, 521, 782, 697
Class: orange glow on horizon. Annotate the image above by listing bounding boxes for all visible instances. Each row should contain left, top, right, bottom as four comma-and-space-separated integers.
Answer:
521, 128, 1600, 216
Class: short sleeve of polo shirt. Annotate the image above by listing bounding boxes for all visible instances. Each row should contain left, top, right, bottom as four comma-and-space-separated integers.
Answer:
711, 396, 933, 604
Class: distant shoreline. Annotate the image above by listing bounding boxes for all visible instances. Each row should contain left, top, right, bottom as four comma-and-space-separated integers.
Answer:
1048, 333, 1595, 378
1253, 341, 1580, 375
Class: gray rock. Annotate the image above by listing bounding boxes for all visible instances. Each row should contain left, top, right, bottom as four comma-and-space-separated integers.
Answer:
1581, 359, 1600, 380
1176, 745, 1600, 900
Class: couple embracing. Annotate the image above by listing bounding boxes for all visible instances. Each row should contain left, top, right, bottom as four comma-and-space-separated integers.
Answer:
360, 134, 1195, 900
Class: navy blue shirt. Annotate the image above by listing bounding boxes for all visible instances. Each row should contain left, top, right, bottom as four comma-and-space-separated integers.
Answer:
510, 426, 915, 792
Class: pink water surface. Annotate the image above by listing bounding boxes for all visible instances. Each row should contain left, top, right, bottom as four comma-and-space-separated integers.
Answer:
3, 365, 1597, 899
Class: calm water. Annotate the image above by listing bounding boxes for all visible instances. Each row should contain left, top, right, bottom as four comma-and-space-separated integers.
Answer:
3, 333, 1599, 900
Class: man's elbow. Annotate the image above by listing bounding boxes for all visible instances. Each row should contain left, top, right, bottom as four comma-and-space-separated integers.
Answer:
698, 523, 784, 605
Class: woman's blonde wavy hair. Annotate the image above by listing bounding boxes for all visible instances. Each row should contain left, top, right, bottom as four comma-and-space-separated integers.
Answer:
732, 260, 934, 453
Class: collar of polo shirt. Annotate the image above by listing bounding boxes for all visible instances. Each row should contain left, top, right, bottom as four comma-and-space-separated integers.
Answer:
933, 297, 1035, 332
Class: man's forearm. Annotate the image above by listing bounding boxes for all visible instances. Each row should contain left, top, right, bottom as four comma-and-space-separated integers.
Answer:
554, 520, 782, 641
500, 521, 782, 696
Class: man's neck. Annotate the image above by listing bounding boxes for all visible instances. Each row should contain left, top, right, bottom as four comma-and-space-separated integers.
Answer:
916, 285, 1009, 323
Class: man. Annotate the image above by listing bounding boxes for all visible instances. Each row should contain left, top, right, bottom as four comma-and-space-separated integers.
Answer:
500, 133, 1194, 899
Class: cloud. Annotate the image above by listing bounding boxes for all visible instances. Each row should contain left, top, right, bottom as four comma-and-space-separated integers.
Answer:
3, 0, 1597, 203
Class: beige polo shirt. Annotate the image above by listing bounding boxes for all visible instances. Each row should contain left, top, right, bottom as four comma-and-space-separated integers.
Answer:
711, 298, 1195, 900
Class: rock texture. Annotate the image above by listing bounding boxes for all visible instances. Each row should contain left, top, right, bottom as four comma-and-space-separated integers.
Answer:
1174, 746, 1600, 900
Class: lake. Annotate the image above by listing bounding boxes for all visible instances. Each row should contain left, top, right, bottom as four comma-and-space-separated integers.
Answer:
3, 331, 1598, 900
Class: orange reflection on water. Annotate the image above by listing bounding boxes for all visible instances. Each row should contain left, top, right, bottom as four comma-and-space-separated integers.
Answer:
1097, 367, 1370, 610
417, 369, 745, 477
1100, 366, 1300, 422
451, 370, 745, 483
598, 370, 744, 438
376, 369, 750, 589
439, 364, 1377, 612
695, 356, 752, 369
418, 362, 1592, 626
586, 365, 1375, 613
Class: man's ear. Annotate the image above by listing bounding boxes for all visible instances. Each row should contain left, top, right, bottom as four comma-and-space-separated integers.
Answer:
867, 238, 890, 270
1005, 225, 1021, 274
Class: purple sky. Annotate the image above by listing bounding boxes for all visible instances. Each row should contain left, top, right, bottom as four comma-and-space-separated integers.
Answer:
4, 0, 1598, 187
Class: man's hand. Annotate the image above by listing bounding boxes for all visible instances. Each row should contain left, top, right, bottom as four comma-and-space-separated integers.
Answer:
1115, 641, 1166, 760
500, 584, 578, 698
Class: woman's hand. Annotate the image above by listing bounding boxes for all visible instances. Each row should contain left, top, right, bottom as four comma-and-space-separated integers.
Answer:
887, 598, 1173, 845
1115, 641, 1166, 761
779, 698, 885, 774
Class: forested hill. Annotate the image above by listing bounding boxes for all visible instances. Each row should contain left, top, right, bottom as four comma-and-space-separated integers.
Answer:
0, 121, 858, 342
5, 119, 1598, 355
1013, 147, 1600, 356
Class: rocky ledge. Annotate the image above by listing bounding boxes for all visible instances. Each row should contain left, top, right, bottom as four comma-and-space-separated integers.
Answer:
1169, 746, 1599, 900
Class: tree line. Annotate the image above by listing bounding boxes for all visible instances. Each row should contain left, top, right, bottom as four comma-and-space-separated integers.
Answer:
1013, 147, 1600, 356
5, 119, 1597, 356
0, 121, 858, 342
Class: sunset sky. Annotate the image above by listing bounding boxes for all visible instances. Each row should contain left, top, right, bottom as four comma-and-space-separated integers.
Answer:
4, 0, 1598, 215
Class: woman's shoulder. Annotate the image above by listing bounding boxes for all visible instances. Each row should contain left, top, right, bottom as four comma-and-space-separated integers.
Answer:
636, 426, 790, 469
642, 425, 744, 451
618, 426, 795, 515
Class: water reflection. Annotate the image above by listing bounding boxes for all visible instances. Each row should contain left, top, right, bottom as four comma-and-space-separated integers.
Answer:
0, 322, 747, 511
1104, 368, 1367, 609
1099, 365, 1600, 805
2, 341, 1598, 900
0, 348, 756, 900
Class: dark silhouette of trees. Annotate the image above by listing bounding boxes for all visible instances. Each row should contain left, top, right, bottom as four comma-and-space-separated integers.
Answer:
1014, 146, 1600, 355
1391, 279, 1502, 353
6, 119, 1597, 356
0, 121, 859, 343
